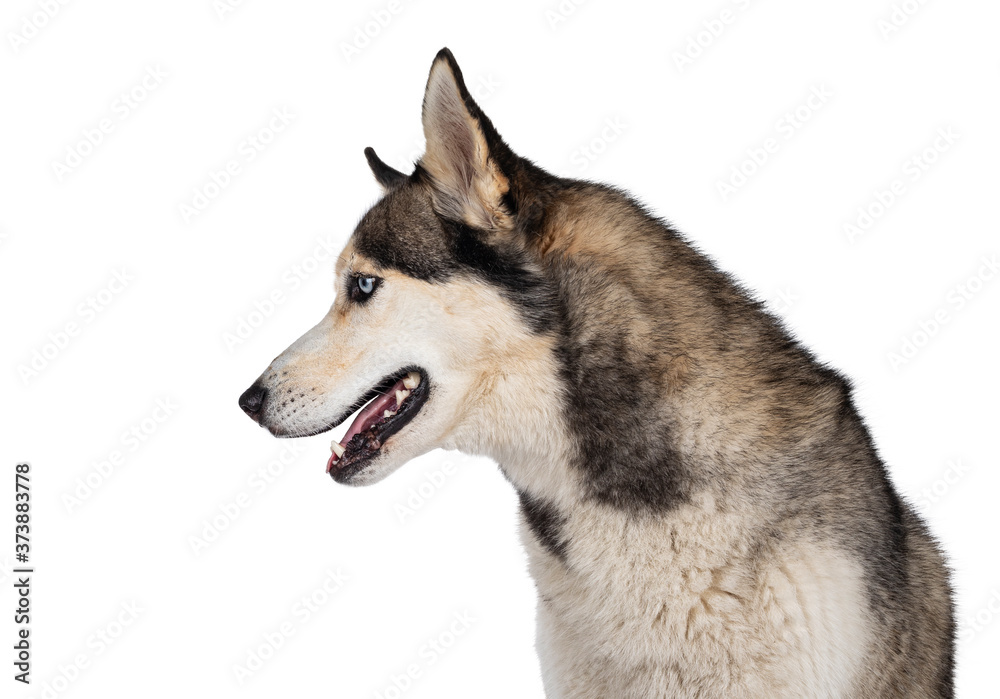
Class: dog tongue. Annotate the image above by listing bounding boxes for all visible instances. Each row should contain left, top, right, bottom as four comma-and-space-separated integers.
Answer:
326, 377, 409, 472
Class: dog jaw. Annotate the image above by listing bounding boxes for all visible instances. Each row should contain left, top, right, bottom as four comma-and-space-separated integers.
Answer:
246, 255, 570, 486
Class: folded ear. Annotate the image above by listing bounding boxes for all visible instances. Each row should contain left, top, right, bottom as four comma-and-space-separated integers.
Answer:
419, 49, 511, 230
364, 147, 408, 189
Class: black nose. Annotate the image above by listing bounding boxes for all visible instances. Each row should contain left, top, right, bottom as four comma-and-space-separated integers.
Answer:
239, 382, 267, 423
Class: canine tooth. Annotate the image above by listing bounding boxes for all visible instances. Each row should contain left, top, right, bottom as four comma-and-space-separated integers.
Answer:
383, 409, 397, 418
330, 441, 345, 458
403, 372, 421, 389
395, 389, 411, 407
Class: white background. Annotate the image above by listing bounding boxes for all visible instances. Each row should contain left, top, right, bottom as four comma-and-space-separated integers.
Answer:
1, 0, 998, 697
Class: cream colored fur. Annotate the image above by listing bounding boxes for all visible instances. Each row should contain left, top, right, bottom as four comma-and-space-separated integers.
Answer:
264, 264, 874, 697
246, 50, 952, 697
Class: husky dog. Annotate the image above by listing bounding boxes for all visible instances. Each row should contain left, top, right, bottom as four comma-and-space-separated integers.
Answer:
239, 49, 955, 697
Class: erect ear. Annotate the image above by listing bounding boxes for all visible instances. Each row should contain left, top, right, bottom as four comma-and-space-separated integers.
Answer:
364, 147, 408, 190
419, 48, 511, 230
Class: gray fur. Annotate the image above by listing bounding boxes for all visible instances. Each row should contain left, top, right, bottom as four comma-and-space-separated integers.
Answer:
242, 48, 955, 697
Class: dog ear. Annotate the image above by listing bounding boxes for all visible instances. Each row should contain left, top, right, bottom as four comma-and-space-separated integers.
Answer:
419, 48, 511, 230
364, 147, 408, 189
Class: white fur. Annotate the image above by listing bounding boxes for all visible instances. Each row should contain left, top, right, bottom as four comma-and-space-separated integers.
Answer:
261, 261, 873, 696
258, 254, 569, 488
523, 494, 871, 698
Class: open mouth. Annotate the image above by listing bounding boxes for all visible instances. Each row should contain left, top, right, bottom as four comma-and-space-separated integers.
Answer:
326, 367, 430, 482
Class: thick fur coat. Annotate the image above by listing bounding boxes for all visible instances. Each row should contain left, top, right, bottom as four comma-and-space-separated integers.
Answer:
240, 49, 955, 697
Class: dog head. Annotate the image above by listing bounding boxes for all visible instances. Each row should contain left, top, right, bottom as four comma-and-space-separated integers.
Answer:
239, 49, 564, 485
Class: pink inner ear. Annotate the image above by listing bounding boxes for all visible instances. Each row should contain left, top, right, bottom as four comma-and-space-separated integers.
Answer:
418, 51, 511, 230
424, 66, 479, 183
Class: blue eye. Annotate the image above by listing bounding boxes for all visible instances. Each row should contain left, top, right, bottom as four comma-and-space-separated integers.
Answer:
350, 275, 380, 302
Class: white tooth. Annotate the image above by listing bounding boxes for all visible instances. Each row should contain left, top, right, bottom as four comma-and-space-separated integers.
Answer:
383, 409, 397, 418
395, 389, 411, 407
403, 372, 421, 389
330, 441, 345, 458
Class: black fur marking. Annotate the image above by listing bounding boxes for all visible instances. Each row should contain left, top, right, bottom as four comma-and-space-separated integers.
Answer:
364, 147, 408, 189
352, 185, 455, 283
355, 51, 563, 333
518, 490, 567, 560
549, 247, 694, 513
341, 47, 954, 691
352, 182, 559, 333
446, 221, 558, 334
